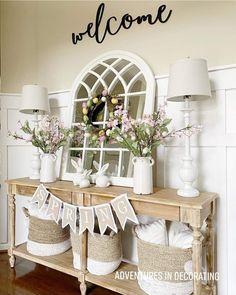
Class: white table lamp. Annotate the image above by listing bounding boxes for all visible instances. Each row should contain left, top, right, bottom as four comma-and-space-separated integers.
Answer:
20, 85, 50, 179
167, 58, 211, 197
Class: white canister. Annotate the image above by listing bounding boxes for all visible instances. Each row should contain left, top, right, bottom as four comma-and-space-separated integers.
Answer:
40, 153, 57, 183
132, 157, 154, 195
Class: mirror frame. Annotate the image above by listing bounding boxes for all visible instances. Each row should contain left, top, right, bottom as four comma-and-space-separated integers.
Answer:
60, 50, 156, 186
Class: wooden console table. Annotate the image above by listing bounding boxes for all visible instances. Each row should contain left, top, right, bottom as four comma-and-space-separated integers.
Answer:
6, 177, 217, 295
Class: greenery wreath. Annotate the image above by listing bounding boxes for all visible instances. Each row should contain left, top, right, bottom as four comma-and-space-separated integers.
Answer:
81, 89, 122, 145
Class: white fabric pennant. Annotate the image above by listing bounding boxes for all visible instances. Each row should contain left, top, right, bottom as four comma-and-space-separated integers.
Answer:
30, 184, 49, 209
95, 203, 117, 235
79, 207, 95, 235
62, 203, 77, 233
111, 193, 139, 230
45, 194, 62, 223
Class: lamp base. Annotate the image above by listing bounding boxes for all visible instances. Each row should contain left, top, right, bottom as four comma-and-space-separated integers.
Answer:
177, 187, 199, 198
30, 150, 41, 179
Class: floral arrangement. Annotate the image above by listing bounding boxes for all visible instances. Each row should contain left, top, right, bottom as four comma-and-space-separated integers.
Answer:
108, 106, 201, 157
82, 89, 122, 145
9, 116, 73, 154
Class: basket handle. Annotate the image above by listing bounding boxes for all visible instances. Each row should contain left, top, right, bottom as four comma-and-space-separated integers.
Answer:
132, 226, 138, 238
22, 207, 30, 218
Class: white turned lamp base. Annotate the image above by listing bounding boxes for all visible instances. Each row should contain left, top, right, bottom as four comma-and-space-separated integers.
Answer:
178, 153, 199, 198
177, 187, 199, 198
30, 150, 41, 179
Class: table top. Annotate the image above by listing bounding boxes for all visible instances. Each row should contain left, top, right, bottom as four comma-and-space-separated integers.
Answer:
6, 177, 217, 209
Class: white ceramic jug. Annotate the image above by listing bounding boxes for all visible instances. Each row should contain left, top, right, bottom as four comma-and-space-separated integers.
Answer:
40, 154, 57, 183
132, 157, 154, 195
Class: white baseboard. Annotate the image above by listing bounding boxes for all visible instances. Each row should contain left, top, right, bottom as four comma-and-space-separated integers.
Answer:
0, 243, 9, 251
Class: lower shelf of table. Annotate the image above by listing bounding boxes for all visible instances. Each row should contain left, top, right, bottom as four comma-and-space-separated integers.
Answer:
12, 243, 212, 295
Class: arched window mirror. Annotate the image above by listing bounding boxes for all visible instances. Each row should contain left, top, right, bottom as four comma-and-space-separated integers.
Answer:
61, 51, 156, 187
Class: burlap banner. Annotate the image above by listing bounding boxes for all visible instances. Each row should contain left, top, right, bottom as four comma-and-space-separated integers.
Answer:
30, 185, 139, 235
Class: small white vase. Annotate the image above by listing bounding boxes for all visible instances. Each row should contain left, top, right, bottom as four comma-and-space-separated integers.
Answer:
40, 153, 57, 183
132, 157, 154, 195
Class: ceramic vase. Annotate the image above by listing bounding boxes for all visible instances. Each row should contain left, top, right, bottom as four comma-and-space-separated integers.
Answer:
132, 157, 154, 195
40, 153, 57, 183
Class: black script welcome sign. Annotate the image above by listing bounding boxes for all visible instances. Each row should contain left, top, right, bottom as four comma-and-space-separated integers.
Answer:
72, 3, 172, 44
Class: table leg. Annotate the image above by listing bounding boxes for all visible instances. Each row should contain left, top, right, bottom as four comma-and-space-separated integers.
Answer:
206, 202, 216, 295
80, 280, 87, 295
8, 192, 16, 268
79, 231, 87, 295
192, 226, 202, 295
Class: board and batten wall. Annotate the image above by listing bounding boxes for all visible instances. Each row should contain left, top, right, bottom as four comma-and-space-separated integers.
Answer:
0, 65, 236, 294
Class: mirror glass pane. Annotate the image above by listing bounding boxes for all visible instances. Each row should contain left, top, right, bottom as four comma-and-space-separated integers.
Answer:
103, 151, 120, 177
73, 101, 86, 123
84, 73, 98, 89
127, 94, 145, 119
76, 85, 88, 99
93, 64, 107, 75
130, 75, 146, 92
84, 150, 100, 173
109, 79, 124, 95
66, 150, 83, 173
121, 151, 134, 177
122, 65, 140, 84
93, 82, 105, 95
104, 58, 117, 65
71, 126, 84, 148
113, 59, 130, 72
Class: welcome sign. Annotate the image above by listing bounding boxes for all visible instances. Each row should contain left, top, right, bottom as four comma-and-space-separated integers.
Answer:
31, 184, 139, 235
72, 3, 172, 44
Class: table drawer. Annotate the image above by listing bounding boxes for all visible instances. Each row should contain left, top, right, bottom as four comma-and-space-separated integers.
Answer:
14, 185, 72, 203
89, 194, 180, 221
131, 201, 180, 221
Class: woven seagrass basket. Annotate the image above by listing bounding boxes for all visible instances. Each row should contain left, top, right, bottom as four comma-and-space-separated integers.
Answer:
134, 227, 193, 295
71, 227, 122, 275
23, 207, 71, 256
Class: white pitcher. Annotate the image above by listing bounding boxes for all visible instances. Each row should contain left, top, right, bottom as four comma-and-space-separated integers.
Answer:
40, 154, 57, 183
132, 157, 154, 195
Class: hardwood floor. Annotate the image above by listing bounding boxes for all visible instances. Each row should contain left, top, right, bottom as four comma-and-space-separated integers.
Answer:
0, 253, 117, 295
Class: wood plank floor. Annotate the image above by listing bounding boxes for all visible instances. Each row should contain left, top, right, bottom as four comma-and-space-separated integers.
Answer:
0, 252, 117, 295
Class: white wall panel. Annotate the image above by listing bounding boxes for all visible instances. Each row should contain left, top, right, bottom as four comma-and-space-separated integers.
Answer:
226, 147, 236, 295
226, 89, 236, 134
8, 145, 34, 246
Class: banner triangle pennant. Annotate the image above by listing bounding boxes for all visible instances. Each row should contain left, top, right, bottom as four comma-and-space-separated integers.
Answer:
62, 203, 77, 233
45, 194, 62, 223
30, 184, 49, 209
95, 203, 117, 235
111, 193, 139, 230
79, 207, 95, 235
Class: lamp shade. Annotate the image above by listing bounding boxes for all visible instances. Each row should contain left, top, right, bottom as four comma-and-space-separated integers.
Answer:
20, 85, 50, 114
167, 58, 211, 102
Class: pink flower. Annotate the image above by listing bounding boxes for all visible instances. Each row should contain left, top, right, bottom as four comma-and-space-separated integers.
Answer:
25, 134, 32, 143
107, 121, 113, 128
99, 135, 106, 143
102, 89, 108, 96
82, 102, 87, 108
